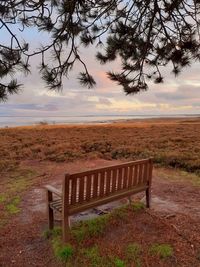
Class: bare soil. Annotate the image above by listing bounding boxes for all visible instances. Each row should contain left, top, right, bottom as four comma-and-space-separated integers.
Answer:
0, 159, 200, 267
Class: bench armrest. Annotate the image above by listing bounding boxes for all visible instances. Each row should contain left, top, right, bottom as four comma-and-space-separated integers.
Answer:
45, 185, 62, 197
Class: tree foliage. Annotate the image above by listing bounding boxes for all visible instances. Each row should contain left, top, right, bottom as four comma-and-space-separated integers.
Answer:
0, 0, 200, 101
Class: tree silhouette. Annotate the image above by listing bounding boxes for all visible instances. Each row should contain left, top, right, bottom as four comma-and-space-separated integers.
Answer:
0, 0, 200, 101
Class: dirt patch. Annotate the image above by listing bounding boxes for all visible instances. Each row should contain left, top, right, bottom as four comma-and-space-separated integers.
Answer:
0, 159, 200, 266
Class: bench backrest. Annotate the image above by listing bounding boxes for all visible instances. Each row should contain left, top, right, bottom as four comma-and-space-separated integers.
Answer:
62, 158, 153, 207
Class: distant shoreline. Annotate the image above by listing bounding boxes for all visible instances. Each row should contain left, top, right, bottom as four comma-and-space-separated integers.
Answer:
0, 115, 200, 129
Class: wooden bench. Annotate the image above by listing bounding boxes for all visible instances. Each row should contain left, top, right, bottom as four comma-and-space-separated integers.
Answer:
45, 158, 153, 242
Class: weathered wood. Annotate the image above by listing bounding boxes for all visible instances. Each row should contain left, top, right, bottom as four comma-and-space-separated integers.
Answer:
123, 166, 128, 189
62, 174, 70, 242
71, 178, 77, 204
68, 185, 148, 215
99, 171, 105, 197
146, 158, 153, 208
86, 174, 92, 200
133, 165, 138, 186
45, 185, 62, 196
93, 173, 99, 198
138, 163, 143, 185
45, 158, 153, 243
111, 169, 117, 192
46, 190, 54, 229
128, 166, 133, 187
69, 159, 150, 179
105, 169, 112, 195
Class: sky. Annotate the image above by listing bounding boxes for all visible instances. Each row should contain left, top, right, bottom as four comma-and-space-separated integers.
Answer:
1, 25, 200, 118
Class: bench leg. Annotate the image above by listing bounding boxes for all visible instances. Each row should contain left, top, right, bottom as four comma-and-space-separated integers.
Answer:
48, 206, 54, 230
146, 187, 151, 208
128, 196, 132, 205
62, 215, 70, 243
47, 191, 54, 230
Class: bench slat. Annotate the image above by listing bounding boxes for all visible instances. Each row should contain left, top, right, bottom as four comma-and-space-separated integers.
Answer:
69, 159, 150, 179
93, 173, 99, 198
99, 171, 105, 197
71, 178, 77, 204
105, 169, 112, 195
128, 166, 133, 188
111, 169, 117, 192
69, 185, 148, 215
86, 174, 92, 200
123, 166, 128, 189
118, 168, 123, 190
133, 165, 138, 186
138, 164, 143, 185
79, 177, 85, 202
143, 163, 148, 183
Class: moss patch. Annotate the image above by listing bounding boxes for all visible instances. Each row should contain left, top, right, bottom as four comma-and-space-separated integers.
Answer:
6, 196, 21, 214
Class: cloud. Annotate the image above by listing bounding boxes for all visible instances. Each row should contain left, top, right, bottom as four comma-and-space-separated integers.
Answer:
1, 42, 200, 118
155, 84, 200, 102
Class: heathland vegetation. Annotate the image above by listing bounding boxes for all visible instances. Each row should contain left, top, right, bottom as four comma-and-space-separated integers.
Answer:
1, 118, 200, 175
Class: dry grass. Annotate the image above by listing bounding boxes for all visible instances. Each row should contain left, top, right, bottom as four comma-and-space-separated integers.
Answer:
1, 117, 200, 175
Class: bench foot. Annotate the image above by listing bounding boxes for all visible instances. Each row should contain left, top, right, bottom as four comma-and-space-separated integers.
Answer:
146, 188, 151, 208
128, 196, 132, 205
47, 190, 54, 230
48, 207, 54, 230
62, 216, 70, 243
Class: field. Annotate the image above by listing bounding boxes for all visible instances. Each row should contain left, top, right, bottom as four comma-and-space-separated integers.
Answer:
0, 118, 200, 267
1, 117, 200, 174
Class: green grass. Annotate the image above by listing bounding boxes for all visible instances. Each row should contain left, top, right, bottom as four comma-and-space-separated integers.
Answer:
45, 202, 147, 266
81, 247, 125, 267
6, 196, 21, 214
6, 204, 20, 214
43, 227, 62, 239
156, 168, 200, 187
149, 243, 173, 259
49, 228, 74, 263
71, 214, 110, 242
110, 205, 128, 220
114, 258, 126, 267
0, 194, 6, 203
131, 202, 145, 212
52, 238, 73, 262
125, 243, 141, 267
82, 246, 107, 267
70, 202, 145, 242
0, 168, 37, 228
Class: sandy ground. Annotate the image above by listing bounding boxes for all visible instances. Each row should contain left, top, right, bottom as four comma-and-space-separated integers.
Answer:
0, 159, 200, 267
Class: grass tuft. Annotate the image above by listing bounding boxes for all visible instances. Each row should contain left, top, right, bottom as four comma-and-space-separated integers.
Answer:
149, 243, 173, 259
82, 246, 104, 267
125, 243, 141, 266
6, 196, 21, 214
0, 194, 6, 203
43, 227, 62, 239
71, 214, 110, 242
131, 202, 145, 212
52, 238, 73, 262
114, 258, 126, 267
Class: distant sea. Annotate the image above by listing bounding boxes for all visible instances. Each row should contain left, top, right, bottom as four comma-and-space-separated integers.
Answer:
0, 114, 199, 128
